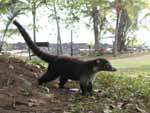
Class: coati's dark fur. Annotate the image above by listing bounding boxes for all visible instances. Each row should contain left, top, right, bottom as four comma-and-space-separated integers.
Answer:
13, 20, 116, 96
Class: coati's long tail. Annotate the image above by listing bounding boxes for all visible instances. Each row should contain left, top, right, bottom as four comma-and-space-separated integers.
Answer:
13, 20, 56, 62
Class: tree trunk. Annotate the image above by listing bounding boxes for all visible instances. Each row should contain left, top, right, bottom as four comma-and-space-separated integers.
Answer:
117, 9, 129, 52
53, 1, 62, 56
56, 18, 63, 56
32, 2, 36, 43
92, 5, 99, 50
114, 10, 120, 56
0, 41, 2, 53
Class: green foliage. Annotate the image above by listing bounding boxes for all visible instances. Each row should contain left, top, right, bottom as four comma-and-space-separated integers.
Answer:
31, 58, 47, 69
0, 0, 149, 52
0, 0, 30, 50
126, 37, 144, 47
0, 0, 44, 45
19, 77, 32, 96
20, 87, 32, 96
87, 41, 93, 49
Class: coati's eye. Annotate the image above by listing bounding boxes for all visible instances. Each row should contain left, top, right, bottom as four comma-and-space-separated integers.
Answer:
96, 59, 100, 64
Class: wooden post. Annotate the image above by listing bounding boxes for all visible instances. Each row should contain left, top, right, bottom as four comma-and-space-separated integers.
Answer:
71, 30, 73, 56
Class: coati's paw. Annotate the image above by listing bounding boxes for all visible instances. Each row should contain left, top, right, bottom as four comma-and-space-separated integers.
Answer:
81, 91, 93, 96
59, 85, 69, 89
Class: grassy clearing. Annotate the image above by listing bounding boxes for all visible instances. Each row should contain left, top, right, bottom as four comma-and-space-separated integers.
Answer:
71, 54, 150, 113
111, 54, 150, 72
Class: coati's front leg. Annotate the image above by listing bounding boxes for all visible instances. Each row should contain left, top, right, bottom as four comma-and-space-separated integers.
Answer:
80, 82, 86, 95
80, 77, 93, 96
87, 82, 93, 95
80, 82, 93, 96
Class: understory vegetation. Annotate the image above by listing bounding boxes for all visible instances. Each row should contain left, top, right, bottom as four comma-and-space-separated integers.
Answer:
66, 72, 150, 113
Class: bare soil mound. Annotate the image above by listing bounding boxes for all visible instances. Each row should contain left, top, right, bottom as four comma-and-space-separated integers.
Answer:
0, 55, 78, 113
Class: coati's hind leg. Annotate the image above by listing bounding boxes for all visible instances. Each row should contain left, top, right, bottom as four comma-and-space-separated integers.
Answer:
38, 65, 59, 85
59, 76, 68, 89
38, 72, 59, 85
38, 64, 59, 85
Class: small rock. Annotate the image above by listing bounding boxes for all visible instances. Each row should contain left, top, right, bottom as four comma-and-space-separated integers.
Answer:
19, 77, 32, 96
9, 64, 14, 70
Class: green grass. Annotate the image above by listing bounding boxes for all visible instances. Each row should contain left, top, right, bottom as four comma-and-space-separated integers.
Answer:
111, 54, 150, 72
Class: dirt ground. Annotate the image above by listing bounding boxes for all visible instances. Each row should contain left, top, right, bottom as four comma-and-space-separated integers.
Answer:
0, 55, 81, 113
1, 52, 149, 113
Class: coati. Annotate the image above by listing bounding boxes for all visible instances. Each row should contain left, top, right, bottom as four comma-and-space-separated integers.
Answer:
13, 20, 116, 96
